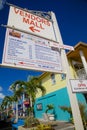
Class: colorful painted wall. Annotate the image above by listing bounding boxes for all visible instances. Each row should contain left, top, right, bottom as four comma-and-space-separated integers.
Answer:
35, 86, 86, 121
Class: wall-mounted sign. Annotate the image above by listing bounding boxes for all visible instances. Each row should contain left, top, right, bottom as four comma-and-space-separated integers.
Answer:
2, 28, 62, 73
70, 79, 87, 92
7, 6, 55, 40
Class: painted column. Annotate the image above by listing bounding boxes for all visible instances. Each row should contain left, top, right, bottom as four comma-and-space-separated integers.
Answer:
79, 50, 87, 75
15, 84, 18, 122
15, 101, 18, 121
51, 12, 84, 130
22, 93, 25, 116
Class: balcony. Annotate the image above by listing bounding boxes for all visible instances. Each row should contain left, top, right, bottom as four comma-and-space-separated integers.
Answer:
76, 68, 87, 79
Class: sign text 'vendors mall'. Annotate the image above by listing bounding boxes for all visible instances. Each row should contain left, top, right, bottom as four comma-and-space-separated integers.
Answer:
14, 8, 50, 32
7, 6, 55, 40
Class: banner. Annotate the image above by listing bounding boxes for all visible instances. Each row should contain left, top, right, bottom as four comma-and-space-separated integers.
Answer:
2, 29, 62, 73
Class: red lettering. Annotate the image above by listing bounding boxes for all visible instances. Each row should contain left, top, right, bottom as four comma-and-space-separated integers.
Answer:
31, 15, 36, 20
36, 17, 41, 22
25, 13, 31, 18
41, 19, 50, 26
46, 21, 50, 26
14, 7, 24, 16
78, 83, 86, 87
14, 7, 50, 27
14, 7, 19, 14
30, 20, 35, 26
20, 10, 24, 16
35, 22, 44, 29
23, 18, 30, 24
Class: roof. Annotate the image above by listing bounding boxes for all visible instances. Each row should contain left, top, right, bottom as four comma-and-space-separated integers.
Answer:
67, 42, 87, 62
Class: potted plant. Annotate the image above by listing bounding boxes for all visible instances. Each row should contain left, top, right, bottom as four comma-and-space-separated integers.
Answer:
45, 104, 55, 121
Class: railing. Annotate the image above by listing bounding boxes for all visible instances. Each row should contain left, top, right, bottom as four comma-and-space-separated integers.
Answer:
76, 68, 87, 79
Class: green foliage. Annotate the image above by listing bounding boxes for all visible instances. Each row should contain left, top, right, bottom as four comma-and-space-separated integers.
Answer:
35, 124, 55, 130
59, 106, 72, 118
59, 102, 87, 128
25, 107, 34, 117
45, 104, 54, 113
24, 117, 40, 128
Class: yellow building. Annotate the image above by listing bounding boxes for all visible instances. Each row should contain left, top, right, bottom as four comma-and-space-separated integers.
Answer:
34, 42, 87, 121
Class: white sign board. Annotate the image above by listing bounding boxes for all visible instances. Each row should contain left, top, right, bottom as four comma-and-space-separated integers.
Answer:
2, 29, 62, 73
70, 79, 87, 92
7, 6, 55, 40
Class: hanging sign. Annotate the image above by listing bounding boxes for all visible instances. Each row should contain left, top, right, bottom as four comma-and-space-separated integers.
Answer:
70, 79, 87, 92
2, 28, 62, 73
7, 6, 55, 40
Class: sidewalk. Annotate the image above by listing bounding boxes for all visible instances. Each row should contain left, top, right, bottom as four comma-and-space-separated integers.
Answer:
39, 119, 75, 130
52, 121, 75, 130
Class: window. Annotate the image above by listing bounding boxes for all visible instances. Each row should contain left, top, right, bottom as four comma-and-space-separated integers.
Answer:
51, 73, 56, 85
36, 103, 42, 110
61, 74, 66, 80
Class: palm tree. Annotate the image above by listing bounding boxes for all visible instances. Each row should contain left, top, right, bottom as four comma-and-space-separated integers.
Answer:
1, 96, 13, 117
10, 75, 46, 116
10, 84, 22, 122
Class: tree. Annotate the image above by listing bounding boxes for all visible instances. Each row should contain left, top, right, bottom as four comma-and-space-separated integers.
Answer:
10, 84, 22, 121
59, 102, 87, 128
1, 96, 13, 116
10, 75, 46, 116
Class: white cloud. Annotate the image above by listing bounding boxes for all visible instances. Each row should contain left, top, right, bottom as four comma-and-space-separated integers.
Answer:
0, 0, 6, 10
0, 93, 5, 99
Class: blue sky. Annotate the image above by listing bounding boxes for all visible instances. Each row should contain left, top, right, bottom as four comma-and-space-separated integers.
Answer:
0, 0, 87, 101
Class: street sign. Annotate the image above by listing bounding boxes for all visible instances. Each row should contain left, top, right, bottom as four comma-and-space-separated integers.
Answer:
7, 6, 55, 40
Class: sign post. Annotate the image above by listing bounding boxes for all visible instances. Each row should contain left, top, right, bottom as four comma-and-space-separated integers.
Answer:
51, 12, 84, 130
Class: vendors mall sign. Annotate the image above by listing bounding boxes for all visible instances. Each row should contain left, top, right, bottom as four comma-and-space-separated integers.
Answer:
7, 6, 55, 40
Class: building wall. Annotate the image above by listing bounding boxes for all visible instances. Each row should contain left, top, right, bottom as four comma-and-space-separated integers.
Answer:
36, 73, 66, 98
35, 86, 86, 121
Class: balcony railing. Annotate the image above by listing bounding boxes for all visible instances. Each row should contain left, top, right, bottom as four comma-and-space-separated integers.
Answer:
76, 68, 87, 79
